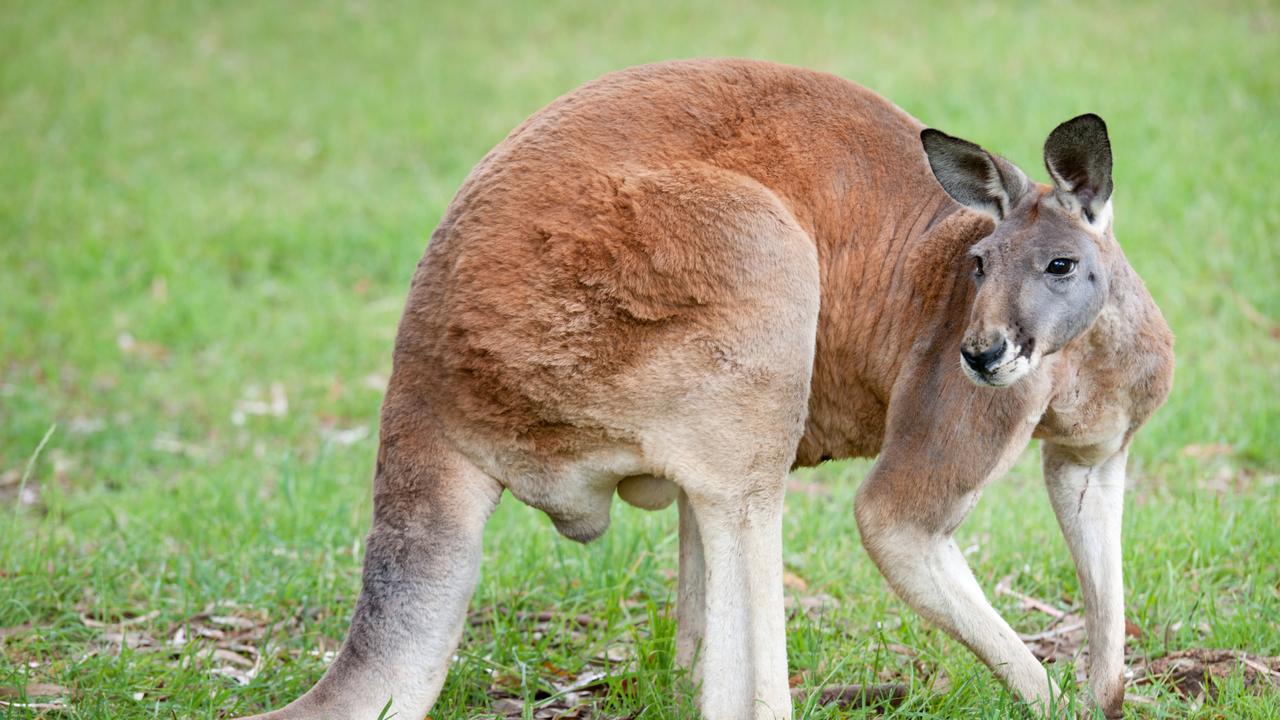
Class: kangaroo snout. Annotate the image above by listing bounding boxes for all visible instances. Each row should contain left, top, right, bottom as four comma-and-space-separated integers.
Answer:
960, 329, 1034, 387
961, 337, 1008, 374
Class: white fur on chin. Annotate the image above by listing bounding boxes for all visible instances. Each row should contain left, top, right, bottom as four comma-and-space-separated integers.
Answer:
960, 345, 1038, 388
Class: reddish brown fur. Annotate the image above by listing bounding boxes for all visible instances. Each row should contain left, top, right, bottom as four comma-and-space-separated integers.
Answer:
245, 58, 1173, 720
401, 59, 1169, 469
413, 61, 941, 455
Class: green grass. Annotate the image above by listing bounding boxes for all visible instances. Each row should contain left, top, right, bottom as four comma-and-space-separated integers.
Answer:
2, 0, 1278, 718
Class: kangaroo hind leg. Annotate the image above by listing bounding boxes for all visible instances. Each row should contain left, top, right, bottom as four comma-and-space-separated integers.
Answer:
1044, 440, 1128, 718
239, 417, 502, 720
669, 447, 792, 720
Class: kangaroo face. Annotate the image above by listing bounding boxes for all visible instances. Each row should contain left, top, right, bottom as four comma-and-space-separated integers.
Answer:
959, 192, 1111, 386
922, 114, 1115, 388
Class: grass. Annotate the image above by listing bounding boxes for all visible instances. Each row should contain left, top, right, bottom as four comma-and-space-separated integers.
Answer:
1, 0, 1278, 718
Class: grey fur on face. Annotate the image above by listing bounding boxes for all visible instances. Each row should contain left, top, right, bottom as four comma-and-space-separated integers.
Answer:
922, 114, 1116, 388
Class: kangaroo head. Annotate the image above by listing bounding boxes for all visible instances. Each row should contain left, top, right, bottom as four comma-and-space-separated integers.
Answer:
921, 114, 1115, 388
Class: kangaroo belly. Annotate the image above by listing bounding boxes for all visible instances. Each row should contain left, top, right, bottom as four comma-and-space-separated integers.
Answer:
795, 379, 888, 465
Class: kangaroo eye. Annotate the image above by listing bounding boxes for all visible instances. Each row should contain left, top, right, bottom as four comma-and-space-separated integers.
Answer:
1046, 258, 1076, 275
973, 256, 985, 277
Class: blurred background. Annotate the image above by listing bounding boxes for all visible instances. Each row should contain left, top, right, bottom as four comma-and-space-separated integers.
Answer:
2, 1, 1276, 718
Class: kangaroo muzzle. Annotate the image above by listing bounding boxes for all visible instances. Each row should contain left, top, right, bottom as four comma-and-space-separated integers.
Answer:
959, 329, 1034, 387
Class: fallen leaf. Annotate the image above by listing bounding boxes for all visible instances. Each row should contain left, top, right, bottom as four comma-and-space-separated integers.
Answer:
785, 593, 834, 618
98, 630, 159, 650
492, 697, 525, 716
881, 642, 918, 659
208, 647, 255, 667
79, 609, 160, 628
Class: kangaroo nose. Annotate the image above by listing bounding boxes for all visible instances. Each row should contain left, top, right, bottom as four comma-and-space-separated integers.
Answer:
962, 338, 1008, 373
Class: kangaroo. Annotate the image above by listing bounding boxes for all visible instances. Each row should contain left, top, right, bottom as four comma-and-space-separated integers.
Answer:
240, 59, 1172, 720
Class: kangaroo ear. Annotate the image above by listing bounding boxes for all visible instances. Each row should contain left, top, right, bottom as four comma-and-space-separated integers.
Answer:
921, 129, 1028, 221
1044, 113, 1113, 223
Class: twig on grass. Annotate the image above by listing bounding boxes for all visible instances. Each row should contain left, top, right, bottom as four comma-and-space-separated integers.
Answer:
1020, 620, 1087, 643
994, 575, 1069, 619
0, 699, 71, 712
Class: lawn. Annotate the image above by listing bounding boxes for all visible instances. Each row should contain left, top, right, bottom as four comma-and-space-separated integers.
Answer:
1, 1, 1278, 718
